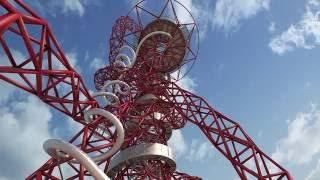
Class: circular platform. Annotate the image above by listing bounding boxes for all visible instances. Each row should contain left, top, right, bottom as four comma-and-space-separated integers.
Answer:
107, 143, 176, 177
138, 18, 188, 73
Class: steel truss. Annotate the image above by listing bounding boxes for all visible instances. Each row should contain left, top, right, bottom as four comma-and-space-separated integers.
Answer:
0, 0, 292, 179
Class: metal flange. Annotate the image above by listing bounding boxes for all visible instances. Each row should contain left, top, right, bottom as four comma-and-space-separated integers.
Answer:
107, 143, 176, 177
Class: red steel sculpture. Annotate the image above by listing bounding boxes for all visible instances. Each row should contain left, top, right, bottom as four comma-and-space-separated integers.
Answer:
0, 0, 293, 179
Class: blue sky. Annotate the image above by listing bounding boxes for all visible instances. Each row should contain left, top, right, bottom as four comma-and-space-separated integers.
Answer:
1, 0, 320, 179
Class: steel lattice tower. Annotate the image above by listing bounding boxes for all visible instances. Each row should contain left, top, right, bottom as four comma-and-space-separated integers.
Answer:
0, 0, 293, 179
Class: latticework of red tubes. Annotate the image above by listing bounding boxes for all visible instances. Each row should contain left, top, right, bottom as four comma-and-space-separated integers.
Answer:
0, 0, 293, 179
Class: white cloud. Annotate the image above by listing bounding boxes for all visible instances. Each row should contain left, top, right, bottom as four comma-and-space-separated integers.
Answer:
52, 116, 83, 140
0, 94, 53, 179
0, 49, 29, 70
168, 130, 187, 158
306, 159, 320, 180
0, 49, 34, 103
269, 21, 276, 33
168, 130, 213, 161
132, 0, 270, 35
187, 139, 213, 161
128, 0, 144, 7
66, 52, 82, 73
269, 0, 320, 55
174, 0, 270, 35
65, 52, 78, 68
29, 0, 102, 17
133, 0, 213, 39
90, 57, 105, 70
63, 0, 85, 17
171, 67, 197, 93
213, 0, 270, 31
0, 84, 87, 179
50, 51, 81, 71
0, 49, 83, 178
176, 75, 197, 93
272, 104, 320, 165
175, 0, 212, 38
0, 83, 15, 104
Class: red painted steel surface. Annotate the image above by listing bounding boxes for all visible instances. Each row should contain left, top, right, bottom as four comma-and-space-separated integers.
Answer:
0, 0, 292, 179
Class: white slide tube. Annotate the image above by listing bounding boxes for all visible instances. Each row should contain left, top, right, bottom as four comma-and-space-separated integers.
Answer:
83, 108, 125, 161
102, 80, 131, 95
44, 109, 124, 163
91, 91, 120, 106
43, 139, 110, 180
130, 31, 172, 68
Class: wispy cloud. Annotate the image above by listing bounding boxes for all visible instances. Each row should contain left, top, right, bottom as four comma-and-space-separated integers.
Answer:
62, 0, 85, 16
176, 74, 197, 93
168, 130, 213, 162
0, 89, 85, 179
269, 21, 276, 33
269, 0, 320, 55
89, 57, 105, 70
128, 0, 269, 37
168, 130, 187, 158
0, 49, 26, 103
186, 139, 213, 161
272, 104, 320, 165
171, 67, 197, 93
175, 0, 213, 39
66, 52, 82, 73
306, 159, 320, 180
213, 0, 270, 32
175, 0, 270, 35
29, 0, 102, 17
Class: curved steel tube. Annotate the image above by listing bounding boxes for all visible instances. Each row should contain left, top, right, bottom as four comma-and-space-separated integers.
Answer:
113, 31, 172, 71
102, 80, 131, 95
130, 31, 172, 68
119, 45, 136, 60
114, 53, 131, 70
136, 93, 158, 103
43, 139, 110, 180
42, 31, 172, 180
46, 108, 124, 163
114, 45, 136, 70
41, 80, 126, 178
83, 108, 125, 161
91, 91, 120, 106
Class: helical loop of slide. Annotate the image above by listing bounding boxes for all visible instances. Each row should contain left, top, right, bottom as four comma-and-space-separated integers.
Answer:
42, 31, 172, 180
114, 31, 172, 69
42, 90, 126, 179
43, 139, 110, 180
114, 45, 135, 71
